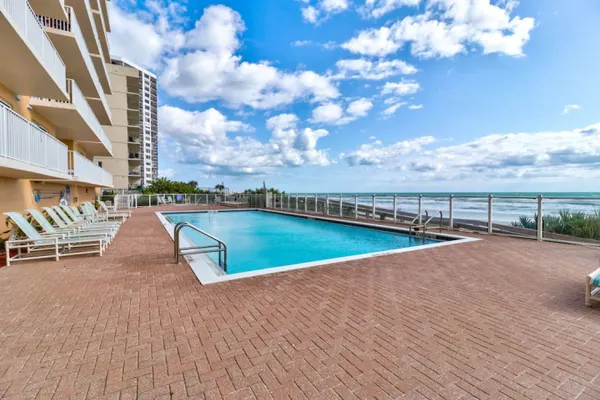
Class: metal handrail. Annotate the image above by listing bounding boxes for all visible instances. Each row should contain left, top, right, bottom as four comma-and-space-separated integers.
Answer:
174, 222, 227, 272
409, 210, 444, 237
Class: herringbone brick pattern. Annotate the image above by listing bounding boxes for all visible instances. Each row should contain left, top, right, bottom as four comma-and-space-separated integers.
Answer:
0, 206, 599, 399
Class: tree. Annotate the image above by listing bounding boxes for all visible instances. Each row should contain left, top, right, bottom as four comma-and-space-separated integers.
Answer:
188, 180, 198, 189
243, 187, 285, 195
143, 178, 212, 194
214, 183, 225, 192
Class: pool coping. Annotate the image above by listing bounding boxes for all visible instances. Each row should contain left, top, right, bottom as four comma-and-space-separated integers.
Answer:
156, 208, 481, 285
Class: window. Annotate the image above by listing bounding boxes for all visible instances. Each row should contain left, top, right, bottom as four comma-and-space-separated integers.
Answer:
98, 161, 103, 168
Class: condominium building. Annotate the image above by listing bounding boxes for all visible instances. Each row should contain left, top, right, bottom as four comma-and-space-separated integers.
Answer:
95, 57, 158, 190
0, 0, 114, 227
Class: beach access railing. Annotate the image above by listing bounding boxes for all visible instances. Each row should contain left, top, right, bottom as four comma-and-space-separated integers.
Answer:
97, 192, 600, 246
270, 193, 600, 246
98, 193, 258, 208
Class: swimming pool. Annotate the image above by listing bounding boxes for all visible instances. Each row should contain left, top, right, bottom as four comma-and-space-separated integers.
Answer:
160, 210, 473, 282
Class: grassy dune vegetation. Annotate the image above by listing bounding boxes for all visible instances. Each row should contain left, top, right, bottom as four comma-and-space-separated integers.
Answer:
512, 210, 600, 240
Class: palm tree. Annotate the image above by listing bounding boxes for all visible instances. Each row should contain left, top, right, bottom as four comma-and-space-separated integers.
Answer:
214, 183, 225, 192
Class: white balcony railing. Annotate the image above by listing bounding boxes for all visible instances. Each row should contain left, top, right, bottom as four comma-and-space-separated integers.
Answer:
70, 151, 112, 186
0, 103, 69, 175
38, 6, 110, 120
32, 79, 112, 153
0, 0, 66, 92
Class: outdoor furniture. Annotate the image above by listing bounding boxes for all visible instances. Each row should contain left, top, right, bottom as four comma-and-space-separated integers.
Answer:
585, 268, 600, 306
27, 209, 116, 242
98, 200, 131, 218
83, 202, 126, 223
3, 213, 106, 266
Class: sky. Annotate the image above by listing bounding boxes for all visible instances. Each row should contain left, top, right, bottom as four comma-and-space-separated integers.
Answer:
107, 0, 600, 192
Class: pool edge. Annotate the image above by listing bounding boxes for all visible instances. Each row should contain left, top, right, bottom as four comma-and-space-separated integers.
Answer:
156, 208, 481, 285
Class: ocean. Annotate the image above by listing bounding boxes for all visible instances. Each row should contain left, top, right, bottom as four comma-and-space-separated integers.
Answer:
290, 192, 600, 224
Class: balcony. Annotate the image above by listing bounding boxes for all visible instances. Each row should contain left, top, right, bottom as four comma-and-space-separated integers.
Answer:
29, 0, 66, 19
90, 3, 109, 63
99, 0, 108, 32
0, 0, 68, 100
0, 103, 71, 180
69, 150, 112, 187
64, 0, 110, 94
29, 79, 112, 157
39, 6, 111, 125
128, 152, 141, 162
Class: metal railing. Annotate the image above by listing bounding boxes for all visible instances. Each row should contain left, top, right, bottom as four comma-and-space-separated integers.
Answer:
174, 222, 227, 272
270, 193, 600, 245
0, 102, 69, 174
69, 150, 112, 186
38, 7, 111, 121
0, 0, 67, 94
31, 79, 111, 153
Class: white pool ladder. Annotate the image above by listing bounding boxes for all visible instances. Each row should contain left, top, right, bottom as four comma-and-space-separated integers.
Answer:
409, 211, 444, 237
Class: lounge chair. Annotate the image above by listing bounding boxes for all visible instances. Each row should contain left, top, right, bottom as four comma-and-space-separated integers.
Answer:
586, 268, 600, 306
27, 209, 117, 242
3, 212, 107, 266
98, 200, 131, 218
60, 205, 120, 230
82, 202, 126, 223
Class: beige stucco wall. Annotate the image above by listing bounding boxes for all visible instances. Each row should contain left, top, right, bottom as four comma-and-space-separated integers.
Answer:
0, 178, 98, 234
0, 83, 57, 137
0, 83, 102, 232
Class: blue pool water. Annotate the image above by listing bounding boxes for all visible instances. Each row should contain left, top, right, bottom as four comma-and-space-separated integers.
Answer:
165, 211, 441, 274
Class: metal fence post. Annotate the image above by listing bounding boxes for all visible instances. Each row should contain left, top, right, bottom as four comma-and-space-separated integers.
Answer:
372, 194, 376, 220
393, 194, 397, 222
339, 195, 343, 217
488, 194, 493, 234
418, 194, 422, 223
314, 194, 318, 213
326, 194, 329, 215
295, 195, 298, 211
304, 195, 307, 212
287, 195, 290, 210
354, 195, 358, 219
449, 195, 454, 230
537, 195, 543, 241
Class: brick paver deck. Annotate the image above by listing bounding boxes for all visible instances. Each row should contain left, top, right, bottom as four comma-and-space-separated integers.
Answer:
0, 206, 599, 399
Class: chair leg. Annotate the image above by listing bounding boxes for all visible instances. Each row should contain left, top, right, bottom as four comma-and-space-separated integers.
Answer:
585, 276, 592, 307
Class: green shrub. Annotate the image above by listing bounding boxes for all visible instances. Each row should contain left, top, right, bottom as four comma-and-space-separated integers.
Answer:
512, 209, 600, 240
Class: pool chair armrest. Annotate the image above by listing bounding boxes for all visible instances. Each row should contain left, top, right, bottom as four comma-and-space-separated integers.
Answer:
66, 232, 110, 239
585, 267, 600, 307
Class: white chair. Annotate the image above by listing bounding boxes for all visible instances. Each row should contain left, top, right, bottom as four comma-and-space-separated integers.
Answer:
3, 212, 106, 265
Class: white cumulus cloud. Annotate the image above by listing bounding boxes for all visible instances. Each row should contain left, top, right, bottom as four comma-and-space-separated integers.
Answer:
342, 0, 535, 58
345, 123, 600, 182
160, 106, 331, 176
160, 5, 340, 110
301, 0, 350, 24
562, 104, 581, 115
333, 59, 418, 80
311, 98, 374, 125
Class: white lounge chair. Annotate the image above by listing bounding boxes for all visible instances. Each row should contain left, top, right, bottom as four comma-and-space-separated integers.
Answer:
27, 209, 116, 242
586, 268, 600, 306
3, 212, 107, 266
60, 205, 120, 230
82, 202, 126, 223
98, 200, 131, 219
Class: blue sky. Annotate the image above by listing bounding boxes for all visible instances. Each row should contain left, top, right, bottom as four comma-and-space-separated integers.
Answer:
108, 0, 600, 192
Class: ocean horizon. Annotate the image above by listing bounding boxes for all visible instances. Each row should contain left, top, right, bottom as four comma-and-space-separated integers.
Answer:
282, 192, 600, 224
